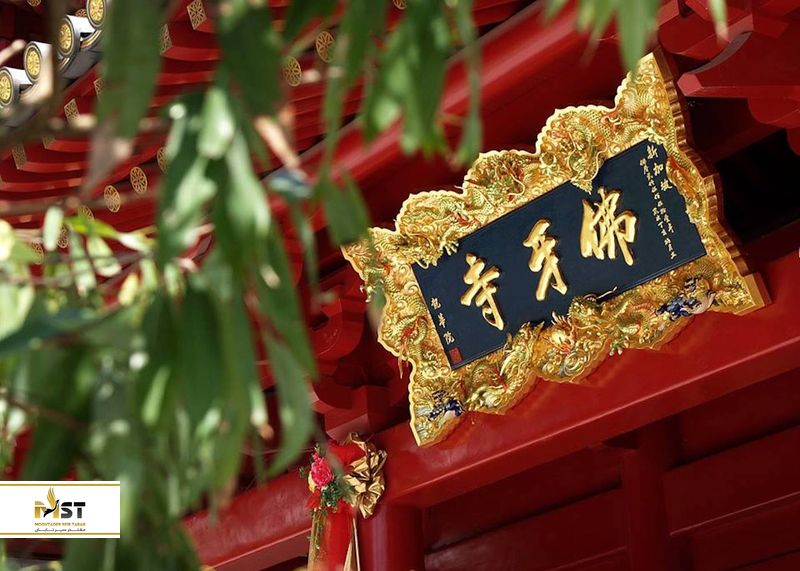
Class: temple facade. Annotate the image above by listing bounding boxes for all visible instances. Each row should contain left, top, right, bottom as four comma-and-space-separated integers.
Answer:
2, 0, 800, 569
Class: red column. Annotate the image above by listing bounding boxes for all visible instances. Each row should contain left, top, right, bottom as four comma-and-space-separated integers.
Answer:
358, 504, 425, 571
619, 422, 683, 571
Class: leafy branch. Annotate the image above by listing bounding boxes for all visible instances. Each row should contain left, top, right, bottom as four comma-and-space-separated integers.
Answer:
0, 1, 733, 569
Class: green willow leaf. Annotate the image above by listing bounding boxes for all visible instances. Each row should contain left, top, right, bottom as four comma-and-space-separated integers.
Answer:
265, 337, 312, 476
22, 350, 94, 481
158, 96, 215, 265
258, 223, 318, 379
0, 274, 34, 339
86, 235, 122, 277
198, 85, 236, 160
224, 132, 272, 255
216, 0, 281, 116
362, 0, 449, 154
69, 231, 97, 297
452, 0, 481, 165
42, 206, 63, 252
97, 0, 161, 138
282, 0, 337, 42
137, 293, 177, 428
577, 0, 619, 37
0, 307, 98, 356
323, 0, 388, 157
544, 0, 570, 21
616, 0, 660, 71
320, 176, 370, 246
288, 202, 319, 294
708, 0, 728, 35
269, 167, 316, 289
177, 283, 223, 426
211, 291, 256, 491
63, 538, 116, 571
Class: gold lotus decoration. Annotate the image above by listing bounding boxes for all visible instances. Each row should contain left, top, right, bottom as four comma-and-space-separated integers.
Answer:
342, 52, 766, 446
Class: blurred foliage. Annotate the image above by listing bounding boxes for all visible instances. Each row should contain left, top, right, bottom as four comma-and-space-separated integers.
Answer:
0, 0, 729, 569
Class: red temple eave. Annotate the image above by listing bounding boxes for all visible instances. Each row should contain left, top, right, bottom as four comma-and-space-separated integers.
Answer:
298, 2, 596, 189
186, 252, 800, 569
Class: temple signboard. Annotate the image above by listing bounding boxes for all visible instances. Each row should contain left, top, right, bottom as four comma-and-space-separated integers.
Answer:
412, 139, 707, 369
343, 53, 767, 446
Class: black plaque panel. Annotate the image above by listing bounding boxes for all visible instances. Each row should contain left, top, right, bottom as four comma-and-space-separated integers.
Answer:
412, 140, 706, 369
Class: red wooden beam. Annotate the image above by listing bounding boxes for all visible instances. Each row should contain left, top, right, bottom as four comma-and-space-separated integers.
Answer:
423, 424, 800, 570
425, 490, 628, 571
183, 474, 309, 571
186, 252, 800, 568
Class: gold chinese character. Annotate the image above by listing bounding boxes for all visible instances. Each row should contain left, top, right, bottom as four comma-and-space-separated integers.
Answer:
580, 188, 637, 266
437, 313, 446, 327
647, 144, 658, 160
523, 220, 568, 302
653, 163, 664, 176
660, 179, 672, 191
443, 331, 455, 344
430, 297, 441, 310
460, 253, 504, 330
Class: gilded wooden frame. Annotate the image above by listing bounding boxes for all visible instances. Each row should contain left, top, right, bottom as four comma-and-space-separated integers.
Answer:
343, 53, 766, 446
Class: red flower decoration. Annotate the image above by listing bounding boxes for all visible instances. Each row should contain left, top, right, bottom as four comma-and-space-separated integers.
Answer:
306, 488, 321, 510
310, 453, 334, 488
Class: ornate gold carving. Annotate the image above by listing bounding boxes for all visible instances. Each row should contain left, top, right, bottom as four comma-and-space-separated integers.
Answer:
156, 147, 167, 172
0, 70, 13, 106
282, 57, 302, 87
87, 0, 105, 28
64, 98, 79, 124
160, 25, 173, 55
129, 166, 147, 194
187, 0, 207, 30
57, 226, 69, 249
103, 185, 121, 213
93, 77, 105, 98
315, 31, 334, 63
79, 205, 94, 220
11, 145, 26, 168
29, 242, 44, 265
76, 8, 87, 18
342, 53, 766, 446
27, 0, 41, 6
59, 20, 74, 57
392, 0, 407, 9
24, 44, 41, 80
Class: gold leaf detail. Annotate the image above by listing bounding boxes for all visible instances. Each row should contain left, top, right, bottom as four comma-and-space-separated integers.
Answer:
24, 44, 41, 80
87, 0, 105, 28
282, 57, 302, 87
187, 0, 207, 29
129, 167, 147, 194
156, 147, 167, 172
103, 185, 121, 213
11, 145, 26, 168
315, 31, 334, 63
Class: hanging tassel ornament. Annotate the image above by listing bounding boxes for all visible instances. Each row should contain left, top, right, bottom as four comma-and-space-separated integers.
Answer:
303, 434, 387, 571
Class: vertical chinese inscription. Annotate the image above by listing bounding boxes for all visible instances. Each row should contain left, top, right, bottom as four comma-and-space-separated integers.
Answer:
641, 144, 677, 259
523, 220, 568, 301
460, 254, 504, 330
580, 188, 637, 265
